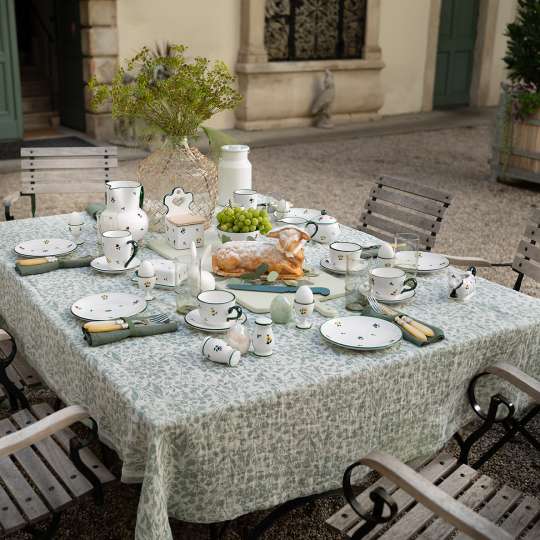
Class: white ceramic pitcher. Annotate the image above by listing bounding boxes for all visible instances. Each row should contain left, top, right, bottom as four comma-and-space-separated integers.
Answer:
98, 180, 149, 241
218, 145, 252, 206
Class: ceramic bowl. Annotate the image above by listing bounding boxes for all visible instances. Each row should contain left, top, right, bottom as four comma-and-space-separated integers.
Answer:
217, 229, 261, 243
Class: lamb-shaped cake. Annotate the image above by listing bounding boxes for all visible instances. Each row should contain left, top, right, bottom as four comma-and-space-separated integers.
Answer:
212, 227, 310, 279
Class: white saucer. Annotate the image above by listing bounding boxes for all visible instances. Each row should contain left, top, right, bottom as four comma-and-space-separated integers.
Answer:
394, 251, 449, 273
320, 257, 346, 275
374, 289, 416, 304
15, 238, 77, 257
91, 256, 141, 274
185, 309, 247, 333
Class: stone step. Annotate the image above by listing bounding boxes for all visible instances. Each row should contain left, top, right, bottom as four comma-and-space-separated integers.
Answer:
23, 111, 59, 131
21, 80, 49, 98
22, 95, 51, 114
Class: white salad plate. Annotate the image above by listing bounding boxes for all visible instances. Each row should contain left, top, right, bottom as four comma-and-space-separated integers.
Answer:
71, 292, 147, 321
394, 251, 449, 273
15, 238, 77, 258
91, 256, 141, 274
374, 289, 416, 304
320, 316, 402, 351
185, 309, 247, 333
320, 257, 346, 275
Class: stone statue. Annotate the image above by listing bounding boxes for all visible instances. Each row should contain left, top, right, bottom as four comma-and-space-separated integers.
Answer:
311, 69, 335, 128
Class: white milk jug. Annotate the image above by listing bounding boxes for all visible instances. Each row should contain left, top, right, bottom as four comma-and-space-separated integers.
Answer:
218, 145, 252, 206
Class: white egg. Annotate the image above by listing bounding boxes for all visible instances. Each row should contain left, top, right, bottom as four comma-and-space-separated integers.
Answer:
138, 260, 155, 278
68, 211, 83, 226
295, 285, 313, 304
200, 270, 216, 292
377, 242, 395, 260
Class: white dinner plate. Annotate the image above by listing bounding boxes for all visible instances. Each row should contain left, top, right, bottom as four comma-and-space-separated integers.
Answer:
71, 292, 147, 321
374, 289, 416, 304
394, 251, 449, 273
320, 316, 402, 351
15, 238, 77, 258
91, 256, 141, 274
185, 309, 247, 333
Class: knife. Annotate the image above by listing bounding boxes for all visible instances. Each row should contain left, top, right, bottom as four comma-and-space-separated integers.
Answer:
16, 256, 58, 266
227, 283, 330, 296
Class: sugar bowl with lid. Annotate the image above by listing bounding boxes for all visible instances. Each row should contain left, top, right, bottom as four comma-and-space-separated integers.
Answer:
305, 210, 340, 244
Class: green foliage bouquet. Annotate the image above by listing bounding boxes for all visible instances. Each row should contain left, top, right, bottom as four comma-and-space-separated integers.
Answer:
88, 44, 242, 144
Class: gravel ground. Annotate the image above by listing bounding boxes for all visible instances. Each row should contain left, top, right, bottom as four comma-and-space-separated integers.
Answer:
0, 125, 539, 539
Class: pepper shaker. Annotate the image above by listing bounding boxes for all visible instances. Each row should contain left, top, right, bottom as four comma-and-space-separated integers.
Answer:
252, 317, 274, 357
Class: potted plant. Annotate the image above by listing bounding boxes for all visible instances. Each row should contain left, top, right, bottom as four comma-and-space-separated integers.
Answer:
88, 44, 242, 224
495, 0, 540, 182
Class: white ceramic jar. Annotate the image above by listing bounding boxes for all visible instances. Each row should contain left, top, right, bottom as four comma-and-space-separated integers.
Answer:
252, 317, 274, 357
218, 145, 252, 206
165, 214, 205, 250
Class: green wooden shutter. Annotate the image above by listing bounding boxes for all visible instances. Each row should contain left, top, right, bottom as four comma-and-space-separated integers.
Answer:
434, 0, 479, 108
0, 0, 22, 140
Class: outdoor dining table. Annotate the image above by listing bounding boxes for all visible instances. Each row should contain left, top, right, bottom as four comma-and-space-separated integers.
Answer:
1, 212, 540, 540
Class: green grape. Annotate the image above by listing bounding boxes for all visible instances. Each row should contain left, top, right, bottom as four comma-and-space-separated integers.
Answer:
244, 218, 251, 226
232, 225, 240, 233
260, 209, 268, 218
251, 218, 259, 227
237, 214, 245, 222
241, 226, 249, 233
250, 225, 257, 232
221, 223, 229, 231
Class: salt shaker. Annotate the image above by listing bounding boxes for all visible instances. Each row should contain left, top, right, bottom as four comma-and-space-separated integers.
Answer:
202, 337, 241, 367
294, 286, 315, 329
68, 212, 84, 245
252, 317, 274, 357
138, 260, 156, 301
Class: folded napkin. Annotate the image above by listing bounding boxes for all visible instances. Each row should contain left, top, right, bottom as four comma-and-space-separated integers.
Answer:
83, 317, 178, 347
16, 256, 94, 276
146, 238, 185, 260
361, 306, 444, 346
86, 202, 106, 220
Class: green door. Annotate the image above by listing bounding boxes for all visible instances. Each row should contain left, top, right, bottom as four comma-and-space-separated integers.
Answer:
0, 0, 22, 141
55, 0, 85, 131
434, 0, 479, 108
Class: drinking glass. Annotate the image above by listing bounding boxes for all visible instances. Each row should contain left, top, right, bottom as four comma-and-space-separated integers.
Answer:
394, 233, 419, 278
345, 255, 370, 311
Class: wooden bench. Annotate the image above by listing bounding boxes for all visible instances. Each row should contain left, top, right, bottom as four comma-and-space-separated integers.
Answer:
327, 451, 539, 540
359, 175, 453, 251
0, 402, 115, 537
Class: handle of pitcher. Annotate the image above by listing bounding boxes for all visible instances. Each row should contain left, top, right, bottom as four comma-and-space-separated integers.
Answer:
125, 240, 139, 268
139, 185, 145, 209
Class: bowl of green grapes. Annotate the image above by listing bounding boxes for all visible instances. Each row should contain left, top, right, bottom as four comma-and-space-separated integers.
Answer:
217, 206, 273, 243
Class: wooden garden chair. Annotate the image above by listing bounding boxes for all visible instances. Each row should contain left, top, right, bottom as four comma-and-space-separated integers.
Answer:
359, 175, 453, 251
1, 146, 118, 409
0, 402, 114, 537
3, 146, 117, 220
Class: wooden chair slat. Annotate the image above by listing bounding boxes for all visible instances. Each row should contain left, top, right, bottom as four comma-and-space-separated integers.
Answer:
530, 207, 540, 225
11, 356, 41, 388
500, 496, 540, 537
21, 146, 117, 157
523, 519, 540, 540
370, 187, 446, 218
357, 226, 396, 246
516, 239, 540, 264
10, 409, 93, 498
453, 485, 522, 540
22, 170, 113, 182
417, 475, 497, 540
31, 403, 115, 484
0, 480, 27, 534
365, 200, 442, 233
523, 224, 540, 243
0, 455, 49, 524
377, 175, 453, 204
368, 464, 477, 540
0, 419, 73, 511
21, 183, 107, 194
4, 365, 23, 390
360, 213, 435, 248
512, 256, 540, 282
21, 157, 118, 170
327, 454, 457, 534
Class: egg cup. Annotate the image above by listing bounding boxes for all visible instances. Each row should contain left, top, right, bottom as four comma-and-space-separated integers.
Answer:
294, 300, 314, 329
139, 275, 157, 301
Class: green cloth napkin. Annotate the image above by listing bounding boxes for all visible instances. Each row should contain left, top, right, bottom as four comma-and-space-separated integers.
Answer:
86, 202, 105, 220
16, 256, 94, 276
361, 306, 444, 346
83, 317, 178, 347
146, 238, 185, 260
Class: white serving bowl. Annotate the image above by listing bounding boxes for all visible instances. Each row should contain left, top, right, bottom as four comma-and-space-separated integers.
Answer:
217, 229, 262, 243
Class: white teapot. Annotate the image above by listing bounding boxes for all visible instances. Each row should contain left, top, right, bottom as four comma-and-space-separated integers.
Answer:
305, 210, 340, 244
449, 266, 477, 301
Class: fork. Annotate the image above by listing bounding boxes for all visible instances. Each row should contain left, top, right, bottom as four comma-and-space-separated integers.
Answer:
83, 313, 170, 333
367, 295, 429, 342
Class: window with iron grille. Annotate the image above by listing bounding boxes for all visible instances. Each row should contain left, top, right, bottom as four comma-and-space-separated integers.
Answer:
265, 0, 368, 61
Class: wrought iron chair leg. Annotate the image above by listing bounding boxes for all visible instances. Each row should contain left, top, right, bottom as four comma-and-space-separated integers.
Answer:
29, 512, 62, 539
0, 334, 29, 411
53, 397, 63, 411
505, 405, 540, 450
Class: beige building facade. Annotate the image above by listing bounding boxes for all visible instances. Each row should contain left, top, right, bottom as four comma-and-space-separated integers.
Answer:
82, 0, 516, 138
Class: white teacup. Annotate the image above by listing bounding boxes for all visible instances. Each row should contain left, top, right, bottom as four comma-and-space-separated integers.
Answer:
202, 337, 241, 367
233, 189, 258, 209
102, 230, 138, 269
329, 242, 362, 271
370, 267, 417, 299
197, 290, 243, 327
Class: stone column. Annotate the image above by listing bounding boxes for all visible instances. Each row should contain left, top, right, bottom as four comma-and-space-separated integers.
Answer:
237, 0, 268, 64
364, 0, 382, 60
80, 0, 118, 140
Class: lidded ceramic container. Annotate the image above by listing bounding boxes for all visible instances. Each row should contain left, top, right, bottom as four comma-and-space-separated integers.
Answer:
165, 214, 205, 250
218, 145, 252, 206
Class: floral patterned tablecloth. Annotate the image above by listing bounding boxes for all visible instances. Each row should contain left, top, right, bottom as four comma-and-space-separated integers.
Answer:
1, 213, 540, 540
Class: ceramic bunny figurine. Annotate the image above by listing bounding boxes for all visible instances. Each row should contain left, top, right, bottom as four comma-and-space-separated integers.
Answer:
449, 266, 477, 301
